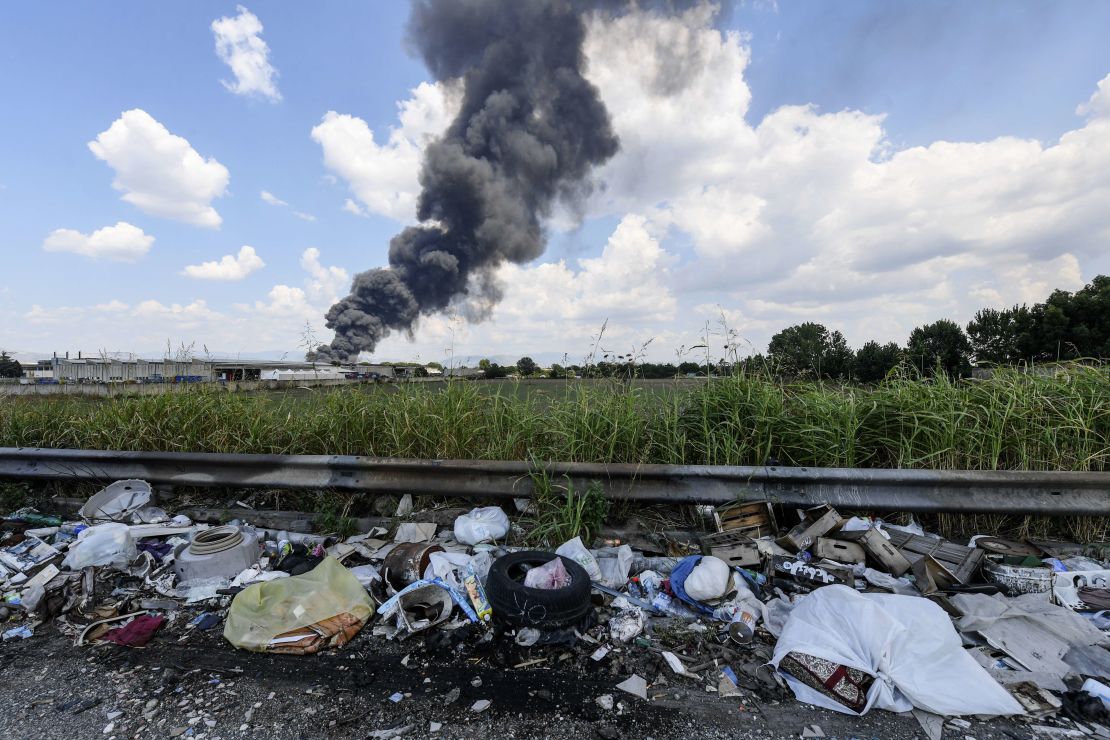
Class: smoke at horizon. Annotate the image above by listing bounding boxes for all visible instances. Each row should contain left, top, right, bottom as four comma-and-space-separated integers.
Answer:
315, 0, 630, 362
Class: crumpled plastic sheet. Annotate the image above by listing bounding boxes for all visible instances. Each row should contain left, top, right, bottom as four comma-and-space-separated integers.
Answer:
594, 545, 634, 590
954, 591, 1110, 678
609, 605, 645, 642
224, 557, 373, 652
61, 523, 136, 570
427, 551, 474, 591
764, 592, 800, 638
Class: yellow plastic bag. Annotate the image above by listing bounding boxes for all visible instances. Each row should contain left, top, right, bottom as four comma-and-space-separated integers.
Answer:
224, 557, 373, 652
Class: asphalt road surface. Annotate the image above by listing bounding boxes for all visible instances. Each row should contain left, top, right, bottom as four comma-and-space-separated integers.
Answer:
0, 619, 1036, 740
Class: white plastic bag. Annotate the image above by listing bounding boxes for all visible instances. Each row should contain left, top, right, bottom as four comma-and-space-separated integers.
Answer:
556, 536, 602, 581
453, 507, 510, 545
839, 516, 873, 533
595, 545, 634, 589
771, 585, 1022, 717
470, 550, 493, 580
523, 556, 570, 590
859, 567, 918, 596
62, 523, 136, 570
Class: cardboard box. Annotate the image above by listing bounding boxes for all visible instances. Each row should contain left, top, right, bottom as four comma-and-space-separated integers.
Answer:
776, 505, 843, 553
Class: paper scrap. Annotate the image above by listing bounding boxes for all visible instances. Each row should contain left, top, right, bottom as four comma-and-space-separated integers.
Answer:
616, 674, 648, 700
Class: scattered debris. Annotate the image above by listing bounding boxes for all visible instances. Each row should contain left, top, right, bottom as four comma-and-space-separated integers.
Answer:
3, 479, 1110, 735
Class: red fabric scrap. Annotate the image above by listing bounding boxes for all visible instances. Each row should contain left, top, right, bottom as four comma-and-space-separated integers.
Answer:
102, 615, 165, 647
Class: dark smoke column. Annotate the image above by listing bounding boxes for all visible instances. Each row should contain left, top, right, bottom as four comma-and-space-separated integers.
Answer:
315, 0, 619, 362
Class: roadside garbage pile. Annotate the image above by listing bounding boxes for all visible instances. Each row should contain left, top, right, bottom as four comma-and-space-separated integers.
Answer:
4, 483, 1110, 738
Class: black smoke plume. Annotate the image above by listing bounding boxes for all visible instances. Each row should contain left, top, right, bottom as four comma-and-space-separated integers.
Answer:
315, 0, 621, 362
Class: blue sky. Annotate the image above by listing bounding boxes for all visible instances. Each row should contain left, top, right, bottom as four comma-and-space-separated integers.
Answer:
734, 1, 1110, 146
2, 2, 1109, 363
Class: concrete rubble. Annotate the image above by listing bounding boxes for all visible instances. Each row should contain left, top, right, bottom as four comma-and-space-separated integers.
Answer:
2, 487, 1110, 738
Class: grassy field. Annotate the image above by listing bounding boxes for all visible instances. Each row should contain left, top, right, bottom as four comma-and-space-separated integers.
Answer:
1, 365, 1107, 471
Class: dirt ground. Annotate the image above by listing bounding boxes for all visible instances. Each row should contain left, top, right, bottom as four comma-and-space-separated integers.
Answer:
0, 613, 1038, 740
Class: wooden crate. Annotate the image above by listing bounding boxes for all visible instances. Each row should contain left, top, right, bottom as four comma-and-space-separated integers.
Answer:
777, 505, 843, 553
714, 500, 776, 538
700, 530, 761, 568
836, 527, 912, 576
884, 529, 984, 585
814, 537, 865, 565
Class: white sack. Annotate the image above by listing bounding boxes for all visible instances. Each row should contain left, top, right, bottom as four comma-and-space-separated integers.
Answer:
453, 507, 509, 545
771, 585, 1022, 717
684, 555, 730, 601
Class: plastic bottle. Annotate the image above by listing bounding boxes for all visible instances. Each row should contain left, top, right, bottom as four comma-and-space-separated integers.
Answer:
650, 592, 699, 620
638, 570, 664, 600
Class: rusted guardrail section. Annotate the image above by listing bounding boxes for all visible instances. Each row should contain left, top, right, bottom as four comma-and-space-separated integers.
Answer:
0, 447, 1106, 515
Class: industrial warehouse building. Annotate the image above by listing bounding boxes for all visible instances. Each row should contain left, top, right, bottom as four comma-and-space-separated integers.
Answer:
33, 355, 395, 384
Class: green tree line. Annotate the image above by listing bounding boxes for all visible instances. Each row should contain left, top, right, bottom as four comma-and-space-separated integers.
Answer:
474, 274, 1110, 382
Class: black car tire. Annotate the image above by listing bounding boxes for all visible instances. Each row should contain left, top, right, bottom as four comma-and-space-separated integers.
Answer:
485, 550, 592, 628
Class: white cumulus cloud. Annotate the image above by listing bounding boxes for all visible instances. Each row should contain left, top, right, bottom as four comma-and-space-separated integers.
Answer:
573, 7, 1110, 350
42, 222, 154, 261
495, 214, 676, 325
183, 246, 265, 281
89, 109, 230, 228
300, 247, 349, 305
344, 7, 1110, 361
211, 5, 281, 101
311, 81, 459, 221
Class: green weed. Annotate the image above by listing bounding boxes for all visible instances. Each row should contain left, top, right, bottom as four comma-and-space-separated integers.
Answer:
0, 364, 1105, 472
524, 467, 610, 547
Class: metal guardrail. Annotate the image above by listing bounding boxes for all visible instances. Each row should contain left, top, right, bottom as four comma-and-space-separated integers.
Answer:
0, 447, 1106, 515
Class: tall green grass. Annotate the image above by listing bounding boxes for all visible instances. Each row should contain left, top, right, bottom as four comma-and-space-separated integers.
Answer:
1, 365, 1107, 471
